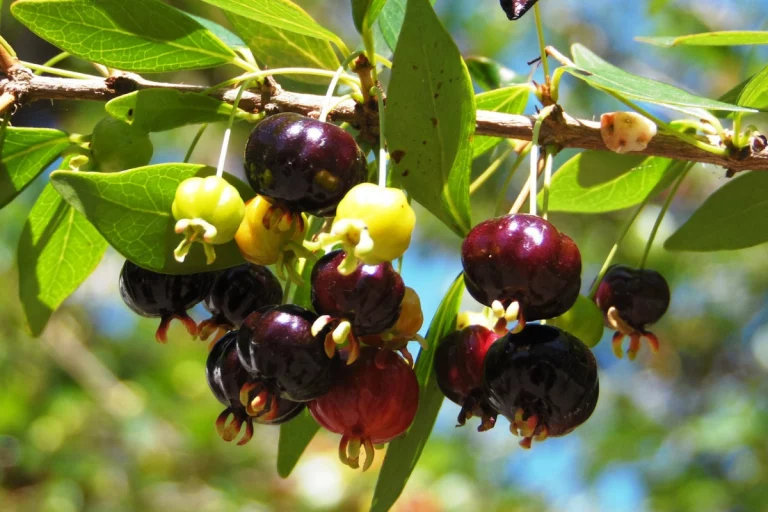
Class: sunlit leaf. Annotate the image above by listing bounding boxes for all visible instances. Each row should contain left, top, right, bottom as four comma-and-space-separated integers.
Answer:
472, 85, 530, 158
636, 31, 768, 47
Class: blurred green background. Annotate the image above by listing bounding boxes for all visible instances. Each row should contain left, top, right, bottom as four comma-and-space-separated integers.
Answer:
2, 0, 768, 511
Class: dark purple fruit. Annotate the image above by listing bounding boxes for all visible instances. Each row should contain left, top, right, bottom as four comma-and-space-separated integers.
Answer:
236, 304, 337, 403
461, 214, 581, 329
483, 324, 598, 449
434, 326, 500, 431
244, 113, 367, 217
499, 0, 539, 20
206, 331, 305, 445
199, 264, 282, 340
119, 260, 214, 343
593, 264, 670, 360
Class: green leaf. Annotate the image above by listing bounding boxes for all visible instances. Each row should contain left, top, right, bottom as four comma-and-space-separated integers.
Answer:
386, 0, 474, 237
564, 44, 754, 113
379, 0, 435, 52
730, 65, 768, 111
199, 0, 346, 51
187, 14, 247, 48
11, 0, 237, 73
0, 127, 70, 209
665, 172, 768, 252
636, 31, 768, 47
466, 56, 521, 91
105, 90, 237, 132
352, 0, 387, 32
541, 152, 678, 213
227, 12, 339, 84
472, 85, 530, 158
19, 158, 107, 336
277, 410, 320, 478
370, 273, 465, 512
49, 164, 253, 274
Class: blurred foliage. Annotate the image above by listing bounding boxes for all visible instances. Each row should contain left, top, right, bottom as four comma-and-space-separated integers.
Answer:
1, 0, 768, 511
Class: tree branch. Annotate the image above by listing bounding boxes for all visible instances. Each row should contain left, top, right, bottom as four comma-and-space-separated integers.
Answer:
3, 70, 767, 173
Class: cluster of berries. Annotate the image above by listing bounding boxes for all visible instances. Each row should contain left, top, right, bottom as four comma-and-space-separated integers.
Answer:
434, 214, 671, 448
118, 113, 422, 471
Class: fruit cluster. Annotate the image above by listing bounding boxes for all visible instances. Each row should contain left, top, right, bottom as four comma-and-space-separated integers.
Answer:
433, 213, 671, 448
116, 110, 672, 465
117, 113, 422, 471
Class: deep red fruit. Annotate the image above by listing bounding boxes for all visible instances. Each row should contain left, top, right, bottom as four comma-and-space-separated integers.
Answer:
119, 260, 214, 343
206, 331, 304, 445
499, 0, 539, 20
594, 264, 671, 359
309, 347, 419, 471
434, 326, 500, 431
236, 305, 337, 405
311, 250, 405, 362
244, 113, 367, 217
483, 324, 599, 449
461, 214, 581, 330
199, 264, 282, 340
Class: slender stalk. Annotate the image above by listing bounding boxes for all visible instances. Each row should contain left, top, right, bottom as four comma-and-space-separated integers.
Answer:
606, 91, 728, 157
527, 144, 540, 216
541, 146, 555, 220
204, 68, 362, 97
733, 113, 744, 149
22, 61, 97, 80
377, 87, 388, 188
184, 123, 209, 163
638, 163, 692, 268
533, 4, 550, 80
495, 142, 531, 215
319, 51, 363, 123
470, 146, 514, 195
35, 52, 71, 75
216, 81, 250, 178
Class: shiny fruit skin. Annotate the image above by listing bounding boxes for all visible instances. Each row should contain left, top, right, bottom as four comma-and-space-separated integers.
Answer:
311, 250, 405, 336
483, 324, 599, 438
309, 347, 419, 444
244, 113, 367, 216
434, 326, 499, 423
333, 183, 416, 264
461, 214, 582, 321
91, 117, 153, 173
204, 264, 282, 329
236, 305, 337, 402
119, 260, 213, 318
594, 265, 670, 332
235, 195, 305, 266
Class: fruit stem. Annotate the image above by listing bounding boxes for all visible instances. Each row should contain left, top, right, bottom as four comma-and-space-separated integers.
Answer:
533, 4, 550, 81
495, 142, 532, 216
541, 145, 556, 220
35, 52, 71, 76
216, 79, 251, 178
184, 123, 209, 163
22, 61, 98, 80
319, 51, 364, 123
528, 145, 539, 216
377, 84, 388, 188
470, 146, 514, 195
586, 171, 671, 300
638, 162, 692, 269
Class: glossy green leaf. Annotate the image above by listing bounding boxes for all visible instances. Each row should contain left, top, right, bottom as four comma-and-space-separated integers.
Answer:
18, 169, 107, 337
105, 90, 238, 132
49, 164, 253, 274
386, 0, 474, 237
11, 0, 237, 73
466, 56, 521, 91
379, 0, 435, 52
472, 85, 530, 158
187, 13, 247, 48
228, 12, 339, 84
199, 0, 346, 51
564, 44, 754, 113
730, 65, 768, 111
541, 152, 678, 213
277, 410, 320, 478
352, 0, 387, 32
665, 172, 768, 252
371, 273, 464, 512
636, 31, 768, 47
0, 127, 71, 209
